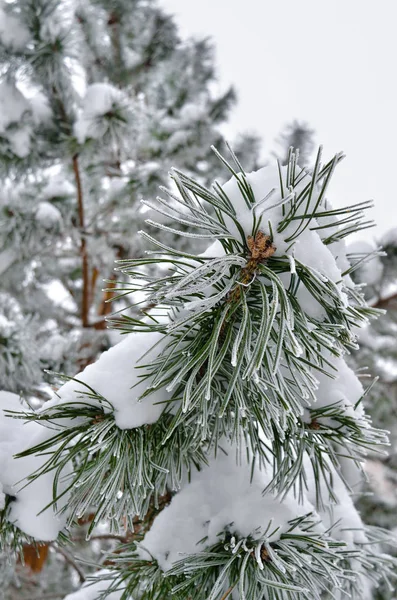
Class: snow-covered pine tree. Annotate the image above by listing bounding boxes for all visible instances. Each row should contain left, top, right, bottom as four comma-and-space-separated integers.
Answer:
0, 0, 259, 399
1, 146, 396, 599
347, 230, 397, 600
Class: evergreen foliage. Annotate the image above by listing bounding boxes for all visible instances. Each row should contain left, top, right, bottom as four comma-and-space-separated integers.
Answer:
1, 145, 396, 599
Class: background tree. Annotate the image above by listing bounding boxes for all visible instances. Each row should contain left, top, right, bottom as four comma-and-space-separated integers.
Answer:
0, 0, 261, 400
348, 230, 397, 600
0, 0, 261, 594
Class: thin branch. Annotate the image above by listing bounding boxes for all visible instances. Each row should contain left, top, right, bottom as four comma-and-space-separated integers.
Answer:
50, 542, 85, 584
108, 12, 123, 86
50, 82, 91, 329
72, 153, 90, 328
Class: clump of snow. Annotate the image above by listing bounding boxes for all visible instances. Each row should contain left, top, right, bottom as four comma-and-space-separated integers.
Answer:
40, 333, 68, 363
42, 174, 75, 200
139, 442, 369, 572
7, 129, 31, 158
0, 8, 31, 51
0, 80, 32, 157
35, 201, 62, 229
195, 164, 350, 321
0, 391, 70, 540
137, 161, 160, 179
159, 115, 178, 134
0, 313, 12, 338
179, 101, 206, 124
224, 165, 343, 284
63, 571, 123, 600
166, 130, 190, 152
43, 280, 77, 313
74, 83, 128, 143
139, 443, 317, 571
122, 46, 142, 70
82, 83, 123, 117
49, 328, 172, 429
103, 177, 128, 201
29, 91, 52, 125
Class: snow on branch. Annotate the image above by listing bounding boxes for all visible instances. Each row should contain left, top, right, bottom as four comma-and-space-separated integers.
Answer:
1, 147, 395, 599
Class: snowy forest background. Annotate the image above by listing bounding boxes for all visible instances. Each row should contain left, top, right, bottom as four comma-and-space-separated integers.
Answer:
0, 1, 397, 599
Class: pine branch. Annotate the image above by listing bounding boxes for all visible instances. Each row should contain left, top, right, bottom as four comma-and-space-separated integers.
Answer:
3, 135, 397, 599
11, 394, 205, 536
100, 516, 396, 600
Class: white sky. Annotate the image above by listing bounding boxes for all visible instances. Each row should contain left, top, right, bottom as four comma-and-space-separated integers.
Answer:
160, 0, 397, 239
